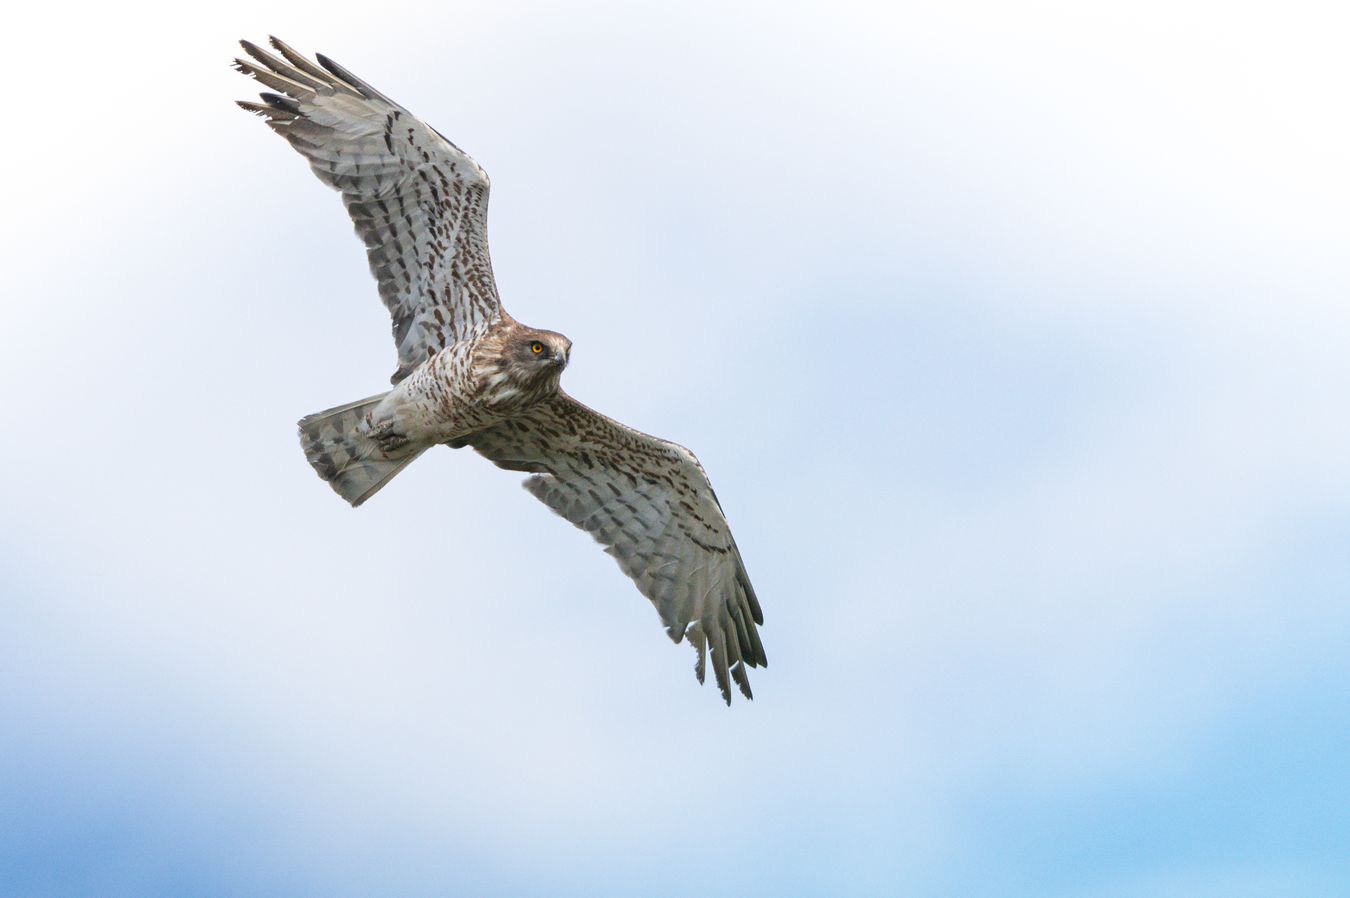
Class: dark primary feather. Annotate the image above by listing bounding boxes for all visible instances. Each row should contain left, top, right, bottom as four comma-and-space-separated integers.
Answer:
239, 41, 332, 93
315, 53, 396, 103
268, 37, 339, 86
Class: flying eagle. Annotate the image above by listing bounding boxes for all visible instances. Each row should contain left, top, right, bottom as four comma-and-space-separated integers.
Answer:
234, 37, 765, 703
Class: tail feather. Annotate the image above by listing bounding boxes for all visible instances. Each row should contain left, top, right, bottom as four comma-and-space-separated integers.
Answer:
298, 394, 424, 506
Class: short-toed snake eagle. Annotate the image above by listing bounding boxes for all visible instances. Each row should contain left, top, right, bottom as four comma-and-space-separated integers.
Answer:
235, 37, 765, 703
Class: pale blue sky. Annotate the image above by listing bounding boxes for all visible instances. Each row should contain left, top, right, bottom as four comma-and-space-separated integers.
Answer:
2, 1, 1348, 895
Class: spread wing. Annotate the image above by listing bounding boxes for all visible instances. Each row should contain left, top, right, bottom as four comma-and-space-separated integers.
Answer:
465, 394, 766, 704
234, 37, 502, 383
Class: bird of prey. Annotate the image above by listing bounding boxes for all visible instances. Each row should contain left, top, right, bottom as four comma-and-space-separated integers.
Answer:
234, 37, 765, 703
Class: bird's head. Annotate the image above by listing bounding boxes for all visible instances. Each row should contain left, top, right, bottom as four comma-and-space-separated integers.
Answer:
474, 322, 572, 409
511, 329, 572, 372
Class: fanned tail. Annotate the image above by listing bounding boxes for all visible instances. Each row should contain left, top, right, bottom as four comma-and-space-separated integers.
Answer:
298, 394, 425, 506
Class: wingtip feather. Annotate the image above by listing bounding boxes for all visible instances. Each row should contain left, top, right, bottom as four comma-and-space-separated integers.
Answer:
731, 662, 753, 701
259, 91, 302, 115
315, 52, 391, 102
268, 35, 342, 86
689, 627, 707, 685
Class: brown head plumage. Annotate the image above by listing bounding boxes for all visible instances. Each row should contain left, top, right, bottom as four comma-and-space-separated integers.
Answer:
472, 319, 572, 411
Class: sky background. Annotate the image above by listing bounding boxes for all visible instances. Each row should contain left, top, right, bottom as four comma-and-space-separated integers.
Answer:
2, 1, 1348, 895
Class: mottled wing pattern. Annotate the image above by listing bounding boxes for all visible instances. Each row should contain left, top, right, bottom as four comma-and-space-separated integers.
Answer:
234, 37, 501, 383
466, 395, 766, 703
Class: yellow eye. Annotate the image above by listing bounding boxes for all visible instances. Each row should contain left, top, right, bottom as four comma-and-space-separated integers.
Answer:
530, 341, 544, 354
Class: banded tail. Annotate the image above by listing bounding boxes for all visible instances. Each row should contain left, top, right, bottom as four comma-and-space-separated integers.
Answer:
298, 394, 425, 506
